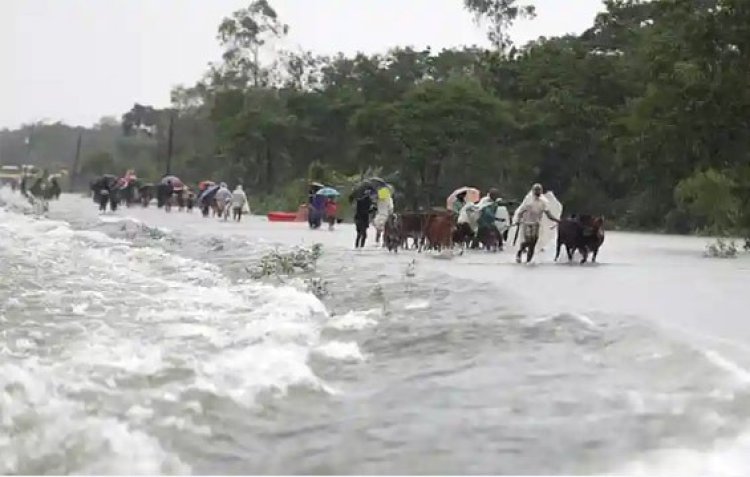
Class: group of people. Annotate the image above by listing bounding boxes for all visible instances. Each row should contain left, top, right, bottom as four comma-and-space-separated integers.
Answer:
350, 181, 561, 263
352, 185, 394, 248
201, 182, 249, 222
12, 175, 62, 210
307, 185, 339, 230
156, 180, 249, 222
91, 173, 250, 223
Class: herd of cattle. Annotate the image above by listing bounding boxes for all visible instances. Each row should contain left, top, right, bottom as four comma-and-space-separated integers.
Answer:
381, 209, 605, 263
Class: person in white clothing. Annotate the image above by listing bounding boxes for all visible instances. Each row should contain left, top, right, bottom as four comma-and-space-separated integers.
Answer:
231, 184, 248, 222
514, 183, 559, 263
214, 182, 232, 220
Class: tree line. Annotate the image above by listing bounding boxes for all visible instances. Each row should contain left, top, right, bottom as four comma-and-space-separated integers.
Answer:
2, 0, 748, 236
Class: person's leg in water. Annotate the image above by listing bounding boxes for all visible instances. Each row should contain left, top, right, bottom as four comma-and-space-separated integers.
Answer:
518, 224, 540, 263
237, 207, 243, 222
516, 224, 531, 263
356, 220, 367, 248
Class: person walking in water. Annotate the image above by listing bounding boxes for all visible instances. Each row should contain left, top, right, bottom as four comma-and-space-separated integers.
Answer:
325, 197, 338, 231
373, 185, 394, 244
231, 184, 248, 222
514, 183, 559, 263
215, 182, 232, 220
354, 190, 373, 248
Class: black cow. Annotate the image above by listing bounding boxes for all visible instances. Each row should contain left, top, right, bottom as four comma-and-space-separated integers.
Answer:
555, 215, 605, 264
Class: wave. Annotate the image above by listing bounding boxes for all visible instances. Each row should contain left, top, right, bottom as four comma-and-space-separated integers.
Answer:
614, 430, 750, 476
0, 204, 336, 472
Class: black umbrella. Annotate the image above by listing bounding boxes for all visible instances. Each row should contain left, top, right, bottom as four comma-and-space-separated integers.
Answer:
350, 177, 392, 201
91, 174, 117, 190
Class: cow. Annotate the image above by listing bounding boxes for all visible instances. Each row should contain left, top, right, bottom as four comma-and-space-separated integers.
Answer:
383, 213, 403, 253
477, 225, 502, 252
400, 212, 426, 250
453, 222, 475, 249
423, 212, 454, 251
555, 215, 605, 264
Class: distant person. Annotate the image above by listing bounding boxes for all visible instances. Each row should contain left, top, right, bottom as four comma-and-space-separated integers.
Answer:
354, 191, 373, 248
231, 184, 248, 222
98, 184, 110, 212
325, 197, 338, 231
215, 182, 232, 220
373, 186, 394, 244
452, 191, 467, 216
49, 177, 61, 200
186, 190, 195, 212
309, 193, 326, 229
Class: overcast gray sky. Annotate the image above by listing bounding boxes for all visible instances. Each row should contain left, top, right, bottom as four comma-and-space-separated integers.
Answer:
0, 0, 605, 129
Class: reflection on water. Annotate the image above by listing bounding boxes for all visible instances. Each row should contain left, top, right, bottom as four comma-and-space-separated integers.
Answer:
1, 190, 750, 475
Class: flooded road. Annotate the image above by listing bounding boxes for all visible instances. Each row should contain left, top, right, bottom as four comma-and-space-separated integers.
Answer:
2, 190, 750, 475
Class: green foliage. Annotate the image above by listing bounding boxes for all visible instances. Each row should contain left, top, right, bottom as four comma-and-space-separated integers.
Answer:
80, 151, 115, 176
4, 0, 750, 236
463, 0, 536, 49
675, 169, 740, 233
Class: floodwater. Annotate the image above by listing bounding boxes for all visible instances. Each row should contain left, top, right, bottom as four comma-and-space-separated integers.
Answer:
2, 189, 750, 475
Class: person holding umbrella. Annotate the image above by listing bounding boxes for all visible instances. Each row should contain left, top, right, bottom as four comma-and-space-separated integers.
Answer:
315, 187, 340, 230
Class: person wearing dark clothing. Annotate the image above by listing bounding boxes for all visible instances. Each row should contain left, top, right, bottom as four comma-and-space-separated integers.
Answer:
309, 193, 326, 229
99, 187, 110, 212
354, 193, 374, 248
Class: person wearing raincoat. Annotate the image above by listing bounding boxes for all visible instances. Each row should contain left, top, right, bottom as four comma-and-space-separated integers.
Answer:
452, 191, 468, 217
309, 192, 327, 229
373, 185, 394, 244
215, 182, 232, 220
478, 199, 499, 237
456, 201, 481, 247
513, 183, 560, 263
231, 184, 248, 222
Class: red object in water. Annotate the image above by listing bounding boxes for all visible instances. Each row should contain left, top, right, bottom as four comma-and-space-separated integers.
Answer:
267, 211, 298, 222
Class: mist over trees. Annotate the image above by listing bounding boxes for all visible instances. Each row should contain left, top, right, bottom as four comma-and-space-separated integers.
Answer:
2, 0, 749, 235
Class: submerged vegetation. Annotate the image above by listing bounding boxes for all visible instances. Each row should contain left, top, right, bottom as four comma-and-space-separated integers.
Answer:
2, 0, 750, 240
247, 243, 324, 279
705, 238, 739, 259
247, 243, 327, 296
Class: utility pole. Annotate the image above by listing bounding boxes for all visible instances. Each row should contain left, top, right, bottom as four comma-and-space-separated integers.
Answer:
69, 129, 83, 192
25, 123, 35, 164
165, 111, 175, 176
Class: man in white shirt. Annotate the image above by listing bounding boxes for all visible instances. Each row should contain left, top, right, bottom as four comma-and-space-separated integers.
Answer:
514, 183, 559, 263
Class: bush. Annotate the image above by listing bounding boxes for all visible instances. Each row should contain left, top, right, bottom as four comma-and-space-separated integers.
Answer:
704, 238, 738, 259
675, 169, 740, 234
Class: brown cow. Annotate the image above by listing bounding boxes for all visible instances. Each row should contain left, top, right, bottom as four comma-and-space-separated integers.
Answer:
399, 212, 426, 250
423, 212, 454, 251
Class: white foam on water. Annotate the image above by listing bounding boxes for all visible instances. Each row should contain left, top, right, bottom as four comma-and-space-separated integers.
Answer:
314, 341, 366, 362
326, 309, 380, 331
703, 349, 750, 386
0, 206, 336, 472
531, 312, 597, 328
404, 299, 430, 310
613, 430, 750, 477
